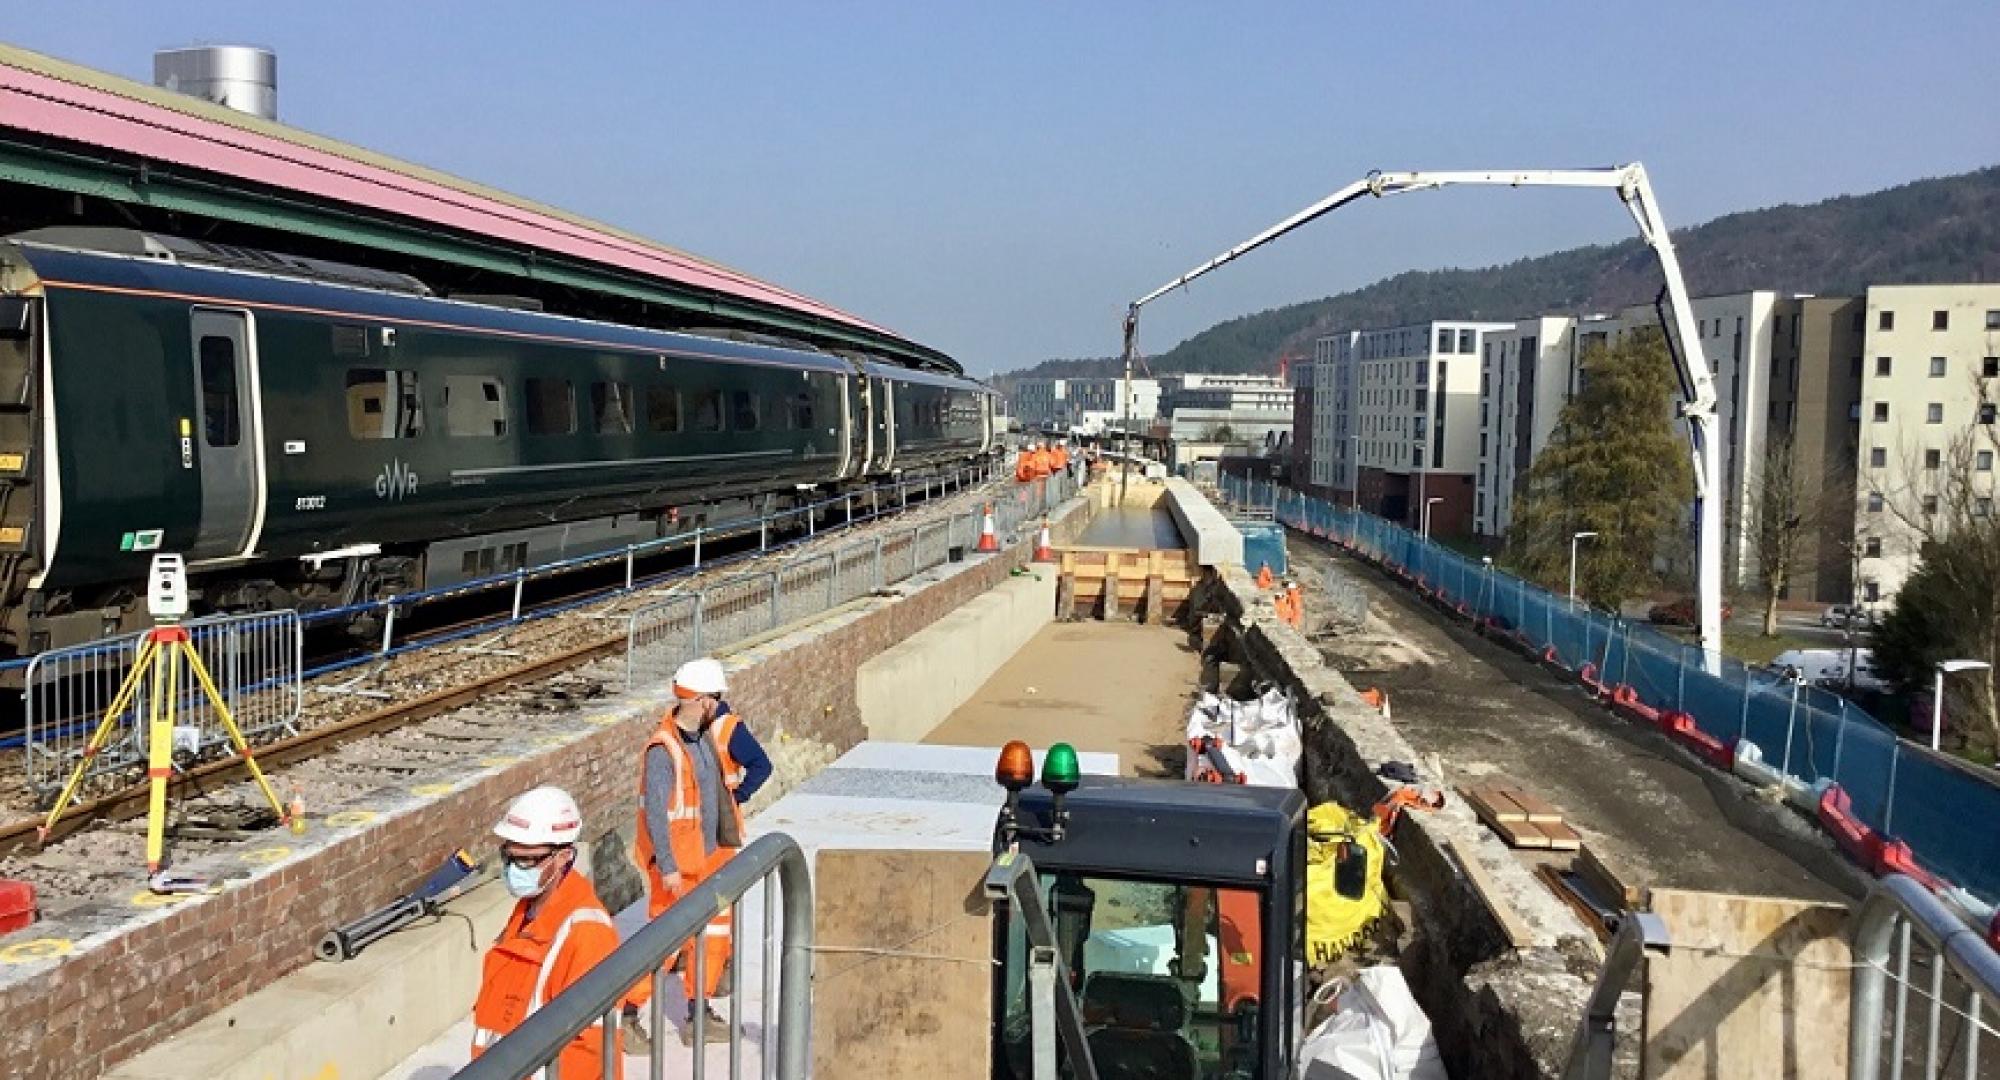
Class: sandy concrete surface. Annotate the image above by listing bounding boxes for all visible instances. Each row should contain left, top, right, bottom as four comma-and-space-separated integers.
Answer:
922, 621, 1198, 778
1292, 538, 1852, 904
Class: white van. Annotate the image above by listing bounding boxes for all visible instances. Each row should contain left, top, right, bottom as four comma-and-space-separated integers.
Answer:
1769, 648, 1890, 693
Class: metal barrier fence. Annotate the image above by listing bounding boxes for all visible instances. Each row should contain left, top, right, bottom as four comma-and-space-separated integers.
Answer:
23, 610, 303, 803
453, 832, 814, 1080
1850, 874, 2000, 1079
626, 471, 1076, 689
1223, 474, 2000, 906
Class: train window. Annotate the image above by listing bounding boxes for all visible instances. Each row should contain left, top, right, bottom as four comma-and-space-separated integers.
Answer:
525, 378, 575, 436
443, 375, 509, 437
690, 390, 724, 432
731, 390, 760, 432
646, 386, 682, 433
345, 369, 424, 439
197, 336, 241, 447
591, 382, 634, 435
790, 391, 815, 431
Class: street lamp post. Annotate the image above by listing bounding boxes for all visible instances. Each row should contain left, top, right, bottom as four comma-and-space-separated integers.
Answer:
1422, 496, 1443, 540
1480, 555, 1494, 616
1568, 531, 1600, 610
1930, 659, 1991, 753
1348, 434, 1360, 511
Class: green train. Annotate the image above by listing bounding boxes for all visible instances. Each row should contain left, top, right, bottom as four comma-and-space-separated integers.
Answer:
0, 228, 997, 657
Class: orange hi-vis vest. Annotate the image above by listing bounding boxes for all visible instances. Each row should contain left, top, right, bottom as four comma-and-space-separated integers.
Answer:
714, 711, 746, 790
633, 718, 746, 887
1052, 445, 1069, 470
1015, 453, 1036, 482
472, 868, 622, 1080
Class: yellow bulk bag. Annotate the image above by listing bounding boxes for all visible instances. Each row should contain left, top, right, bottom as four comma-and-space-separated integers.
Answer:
1305, 801, 1390, 967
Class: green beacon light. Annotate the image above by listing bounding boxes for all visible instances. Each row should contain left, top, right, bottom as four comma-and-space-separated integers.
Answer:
1041, 742, 1081, 795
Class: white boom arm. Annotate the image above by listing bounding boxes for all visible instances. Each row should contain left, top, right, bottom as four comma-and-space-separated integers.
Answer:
1123, 165, 1724, 659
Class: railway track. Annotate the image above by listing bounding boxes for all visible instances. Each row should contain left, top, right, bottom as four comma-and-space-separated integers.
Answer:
0, 473, 1032, 907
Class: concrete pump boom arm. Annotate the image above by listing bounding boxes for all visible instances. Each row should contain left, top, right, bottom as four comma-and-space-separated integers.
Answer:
1121, 163, 1725, 660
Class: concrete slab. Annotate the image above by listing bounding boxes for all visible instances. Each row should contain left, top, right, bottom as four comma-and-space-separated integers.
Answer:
1164, 476, 1244, 567
855, 568, 1056, 742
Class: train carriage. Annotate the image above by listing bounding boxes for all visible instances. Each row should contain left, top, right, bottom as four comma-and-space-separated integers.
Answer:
0, 228, 996, 656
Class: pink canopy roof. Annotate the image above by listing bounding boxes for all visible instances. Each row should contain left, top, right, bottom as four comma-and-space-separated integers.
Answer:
0, 47, 897, 338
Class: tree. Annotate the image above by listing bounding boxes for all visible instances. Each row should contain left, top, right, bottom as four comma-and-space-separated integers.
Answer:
1744, 432, 1851, 636
1868, 394, 2000, 756
1506, 330, 1693, 610
1199, 423, 1238, 443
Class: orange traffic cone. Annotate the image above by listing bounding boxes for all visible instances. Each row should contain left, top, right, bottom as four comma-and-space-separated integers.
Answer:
976, 505, 1000, 553
1256, 563, 1274, 589
1033, 519, 1056, 562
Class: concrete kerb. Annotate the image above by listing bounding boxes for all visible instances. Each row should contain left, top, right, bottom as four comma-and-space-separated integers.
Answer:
0, 481, 1099, 1080
1204, 560, 1601, 1078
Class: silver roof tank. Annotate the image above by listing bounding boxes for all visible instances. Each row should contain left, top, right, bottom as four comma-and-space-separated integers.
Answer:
153, 45, 277, 121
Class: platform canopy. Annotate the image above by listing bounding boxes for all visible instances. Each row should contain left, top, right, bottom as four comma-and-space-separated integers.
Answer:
0, 44, 958, 372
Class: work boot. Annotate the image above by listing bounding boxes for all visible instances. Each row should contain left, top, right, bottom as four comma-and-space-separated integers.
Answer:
620, 1005, 652, 1055
680, 1003, 728, 1046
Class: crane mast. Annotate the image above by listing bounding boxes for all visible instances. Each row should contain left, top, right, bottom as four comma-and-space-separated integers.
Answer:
1123, 163, 1725, 661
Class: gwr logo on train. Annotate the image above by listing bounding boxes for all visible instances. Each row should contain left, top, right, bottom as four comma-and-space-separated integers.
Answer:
375, 459, 420, 501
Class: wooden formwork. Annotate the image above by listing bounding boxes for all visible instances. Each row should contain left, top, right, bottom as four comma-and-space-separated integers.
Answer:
1053, 546, 1199, 622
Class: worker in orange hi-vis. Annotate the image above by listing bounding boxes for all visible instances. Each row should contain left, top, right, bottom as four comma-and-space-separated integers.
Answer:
1285, 581, 1305, 628
1028, 442, 1053, 480
471, 786, 623, 1080
1015, 441, 1039, 483
1051, 441, 1070, 476
1255, 563, 1274, 590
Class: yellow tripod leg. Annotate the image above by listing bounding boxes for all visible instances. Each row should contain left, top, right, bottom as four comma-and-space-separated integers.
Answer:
38, 637, 160, 843
145, 638, 177, 872
184, 641, 290, 825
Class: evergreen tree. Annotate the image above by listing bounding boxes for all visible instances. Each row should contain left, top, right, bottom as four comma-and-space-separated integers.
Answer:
1506, 330, 1692, 610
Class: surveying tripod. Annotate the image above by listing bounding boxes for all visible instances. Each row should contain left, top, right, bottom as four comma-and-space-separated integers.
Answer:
37, 554, 292, 871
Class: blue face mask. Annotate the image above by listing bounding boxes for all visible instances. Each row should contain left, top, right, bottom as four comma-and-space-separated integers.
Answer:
504, 860, 549, 899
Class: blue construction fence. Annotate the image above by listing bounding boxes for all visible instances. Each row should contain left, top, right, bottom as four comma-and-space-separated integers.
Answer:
1220, 475, 2000, 906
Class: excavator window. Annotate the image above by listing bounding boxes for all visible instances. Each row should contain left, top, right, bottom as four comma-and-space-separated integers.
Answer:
998, 876, 1264, 1080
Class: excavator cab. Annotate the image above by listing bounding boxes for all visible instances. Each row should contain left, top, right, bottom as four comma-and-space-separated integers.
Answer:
991, 769, 1306, 1080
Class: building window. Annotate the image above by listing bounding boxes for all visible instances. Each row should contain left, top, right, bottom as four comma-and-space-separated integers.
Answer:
443, 375, 508, 437
1870, 447, 1887, 468
1981, 498, 1995, 518
1865, 537, 1882, 557
524, 379, 575, 435
1986, 403, 1999, 425
1437, 328, 1451, 353
1985, 357, 1999, 378
1458, 329, 1475, 353
1876, 356, 1892, 377
1926, 449, 1942, 470
1933, 310, 1949, 331
1927, 403, 1944, 424
345, 369, 423, 439
1979, 450, 1994, 472
1867, 491, 1885, 513
1480, 433, 1488, 456
590, 382, 633, 435
1879, 311, 1895, 331
1923, 495, 1940, 515
1873, 402, 1890, 423
1929, 357, 1947, 378
1412, 446, 1424, 468
1864, 581, 1880, 602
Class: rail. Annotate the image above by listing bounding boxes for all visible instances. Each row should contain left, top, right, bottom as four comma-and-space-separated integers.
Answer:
453, 832, 813, 1080
1850, 874, 2000, 1080
625, 470, 1076, 689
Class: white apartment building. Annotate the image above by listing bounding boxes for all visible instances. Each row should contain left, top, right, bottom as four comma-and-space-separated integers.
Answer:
1474, 317, 1577, 537
1007, 377, 1160, 434
1852, 284, 2000, 607
1010, 378, 1066, 429
1311, 332, 1357, 493
1313, 320, 1508, 533
1160, 373, 1293, 446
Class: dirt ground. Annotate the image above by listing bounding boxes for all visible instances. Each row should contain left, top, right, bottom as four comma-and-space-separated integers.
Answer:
922, 620, 1195, 778
1292, 538, 1853, 905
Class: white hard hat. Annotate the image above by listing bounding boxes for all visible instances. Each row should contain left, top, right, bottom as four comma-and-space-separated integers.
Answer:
493, 786, 583, 846
673, 657, 728, 697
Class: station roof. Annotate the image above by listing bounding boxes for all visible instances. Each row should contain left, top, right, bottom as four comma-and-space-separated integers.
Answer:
0, 44, 957, 371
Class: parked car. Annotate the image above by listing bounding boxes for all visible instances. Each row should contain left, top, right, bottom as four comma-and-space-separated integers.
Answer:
1818, 604, 1879, 630
1647, 596, 1734, 627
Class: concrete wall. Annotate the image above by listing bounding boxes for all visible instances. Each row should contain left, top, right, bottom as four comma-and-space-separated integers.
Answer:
0, 493, 1094, 1080
1163, 477, 1243, 568
856, 570, 1057, 742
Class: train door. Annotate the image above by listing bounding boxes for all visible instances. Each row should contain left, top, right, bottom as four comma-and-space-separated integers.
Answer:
187, 308, 266, 560
877, 379, 897, 472
833, 373, 855, 479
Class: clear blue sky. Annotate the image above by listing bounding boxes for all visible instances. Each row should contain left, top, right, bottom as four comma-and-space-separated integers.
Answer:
10, 3, 1998, 374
